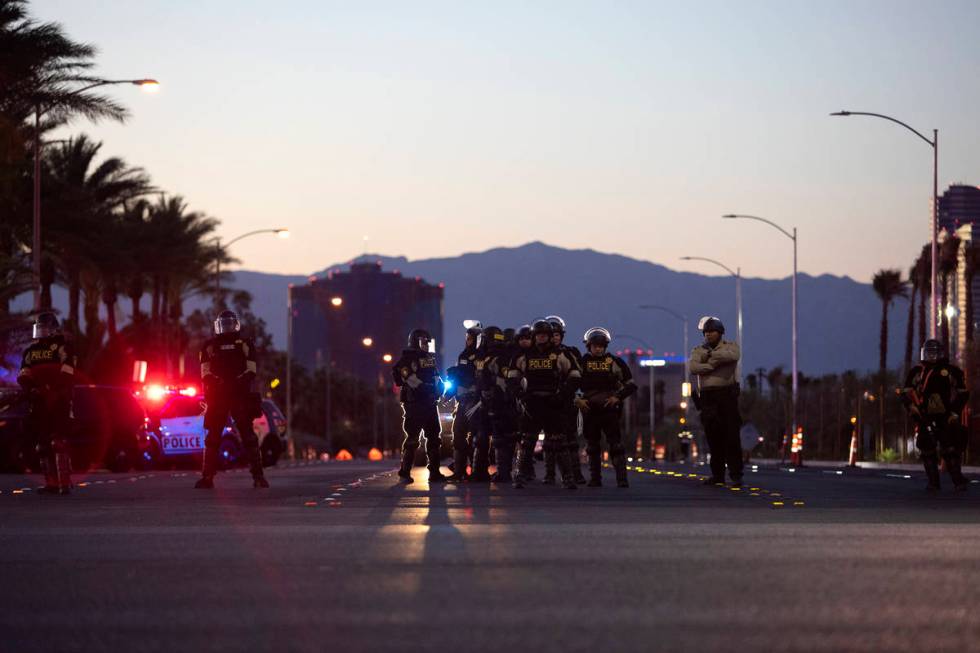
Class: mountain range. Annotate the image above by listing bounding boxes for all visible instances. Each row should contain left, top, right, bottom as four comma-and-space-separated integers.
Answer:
184, 241, 907, 376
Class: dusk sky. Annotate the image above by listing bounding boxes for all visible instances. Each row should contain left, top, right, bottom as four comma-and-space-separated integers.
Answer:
34, 0, 980, 283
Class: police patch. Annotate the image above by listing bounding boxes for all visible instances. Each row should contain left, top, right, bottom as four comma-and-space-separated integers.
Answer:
941, 369, 949, 377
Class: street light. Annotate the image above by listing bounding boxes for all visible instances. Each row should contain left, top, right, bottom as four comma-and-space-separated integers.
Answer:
215, 228, 290, 306
362, 337, 374, 347
32, 78, 160, 311
637, 305, 690, 390
723, 214, 798, 439
680, 255, 743, 383
831, 110, 939, 339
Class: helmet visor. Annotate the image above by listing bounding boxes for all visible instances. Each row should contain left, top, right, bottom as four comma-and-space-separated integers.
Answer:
32, 323, 57, 339
214, 316, 241, 335
583, 327, 612, 346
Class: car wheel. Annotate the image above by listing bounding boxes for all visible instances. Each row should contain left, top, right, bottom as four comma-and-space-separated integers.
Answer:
219, 436, 242, 469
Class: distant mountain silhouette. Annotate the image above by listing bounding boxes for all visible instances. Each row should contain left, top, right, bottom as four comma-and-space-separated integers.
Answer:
218, 241, 906, 375
15, 242, 907, 375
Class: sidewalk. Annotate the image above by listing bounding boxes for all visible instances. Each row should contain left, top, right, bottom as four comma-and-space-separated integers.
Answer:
751, 457, 980, 475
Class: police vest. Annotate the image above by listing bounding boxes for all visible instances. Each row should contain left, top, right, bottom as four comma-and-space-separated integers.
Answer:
910, 364, 962, 415
455, 349, 478, 388
20, 336, 73, 388
580, 354, 619, 394
203, 335, 252, 380
413, 352, 439, 385
524, 348, 561, 394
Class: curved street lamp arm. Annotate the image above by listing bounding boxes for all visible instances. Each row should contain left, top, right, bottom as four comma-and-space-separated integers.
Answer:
36, 78, 158, 117
679, 255, 737, 277
722, 214, 795, 241
638, 304, 686, 323
224, 229, 287, 248
829, 111, 935, 148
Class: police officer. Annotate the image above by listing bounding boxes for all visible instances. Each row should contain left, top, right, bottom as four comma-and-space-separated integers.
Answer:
902, 339, 970, 491
17, 312, 75, 494
689, 316, 743, 487
196, 310, 268, 489
511, 325, 538, 480
392, 328, 446, 484
476, 326, 521, 486
575, 328, 636, 487
509, 319, 581, 489
445, 323, 482, 482
547, 315, 587, 484
468, 329, 496, 482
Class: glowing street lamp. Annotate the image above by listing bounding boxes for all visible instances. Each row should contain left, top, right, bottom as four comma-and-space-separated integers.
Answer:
330, 296, 343, 307
362, 337, 374, 347
382, 353, 393, 363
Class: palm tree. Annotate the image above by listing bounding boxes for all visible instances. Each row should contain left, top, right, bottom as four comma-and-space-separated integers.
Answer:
41, 135, 153, 336
903, 262, 919, 375
917, 244, 931, 348
872, 269, 908, 377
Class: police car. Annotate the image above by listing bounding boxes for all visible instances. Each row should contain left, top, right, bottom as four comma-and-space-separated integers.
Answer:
138, 385, 286, 469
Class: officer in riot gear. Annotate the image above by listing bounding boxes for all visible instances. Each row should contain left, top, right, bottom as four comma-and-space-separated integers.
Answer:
576, 328, 636, 487
392, 328, 446, 483
511, 325, 537, 479
17, 312, 75, 494
689, 316, 744, 487
509, 319, 582, 489
475, 326, 521, 486
902, 339, 970, 491
196, 310, 268, 489
547, 315, 587, 484
445, 322, 482, 482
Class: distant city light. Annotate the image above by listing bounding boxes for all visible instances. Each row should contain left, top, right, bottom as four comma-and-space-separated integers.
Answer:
639, 359, 667, 368
270, 378, 281, 389
945, 304, 958, 319
362, 337, 374, 347
382, 354, 393, 363
330, 297, 343, 307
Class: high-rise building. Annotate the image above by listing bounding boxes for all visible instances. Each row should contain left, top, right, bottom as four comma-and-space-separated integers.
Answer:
941, 185, 980, 359
939, 184, 980, 235
289, 262, 444, 382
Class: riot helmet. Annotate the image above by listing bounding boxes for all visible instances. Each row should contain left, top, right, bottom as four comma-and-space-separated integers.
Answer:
503, 327, 516, 345
408, 328, 432, 351
698, 315, 725, 335
545, 315, 566, 335
516, 325, 533, 348
531, 319, 554, 338
583, 327, 612, 350
214, 310, 241, 335
32, 312, 60, 340
478, 326, 506, 352
920, 339, 946, 364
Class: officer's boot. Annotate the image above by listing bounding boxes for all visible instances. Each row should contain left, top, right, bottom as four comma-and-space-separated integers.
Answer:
52, 440, 72, 495
923, 455, 941, 492
612, 453, 629, 488
944, 451, 969, 491
557, 450, 578, 490
245, 441, 269, 489
470, 445, 491, 482
37, 454, 61, 495
516, 439, 535, 482
447, 449, 469, 483
495, 442, 515, 485
542, 449, 557, 485
587, 449, 602, 487
571, 441, 587, 485
398, 448, 415, 484
195, 446, 220, 489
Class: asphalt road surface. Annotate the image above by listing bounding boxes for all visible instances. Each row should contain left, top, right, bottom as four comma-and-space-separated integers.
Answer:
2, 458, 980, 653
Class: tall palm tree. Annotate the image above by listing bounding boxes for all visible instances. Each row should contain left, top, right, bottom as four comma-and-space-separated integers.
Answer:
903, 262, 919, 375
872, 269, 908, 376
42, 135, 153, 333
917, 244, 931, 348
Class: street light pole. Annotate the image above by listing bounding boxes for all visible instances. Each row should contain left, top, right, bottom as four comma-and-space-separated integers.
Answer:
214, 228, 290, 309
723, 214, 798, 439
32, 78, 159, 311
616, 333, 654, 457
831, 111, 939, 339
679, 256, 743, 383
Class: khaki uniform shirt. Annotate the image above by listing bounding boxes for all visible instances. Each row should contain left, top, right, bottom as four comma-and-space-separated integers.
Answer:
689, 340, 740, 389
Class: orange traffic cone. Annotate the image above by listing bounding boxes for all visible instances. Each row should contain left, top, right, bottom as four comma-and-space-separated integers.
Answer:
848, 427, 858, 467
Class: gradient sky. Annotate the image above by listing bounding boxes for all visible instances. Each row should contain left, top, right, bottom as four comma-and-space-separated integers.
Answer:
33, 0, 980, 282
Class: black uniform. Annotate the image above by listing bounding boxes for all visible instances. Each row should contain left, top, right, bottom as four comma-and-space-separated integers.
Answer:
392, 348, 444, 478
18, 335, 75, 493
902, 361, 970, 489
199, 333, 265, 483
509, 343, 581, 488
478, 332, 520, 484
447, 345, 480, 480
559, 343, 586, 483
579, 352, 636, 486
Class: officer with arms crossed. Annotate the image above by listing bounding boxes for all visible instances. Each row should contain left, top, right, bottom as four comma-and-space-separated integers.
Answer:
18, 312, 75, 495
902, 339, 970, 492
392, 328, 446, 484
509, 319, 582, 489
196, 310, 268, 489
445, 322, 482, 482
575, 328, 637, 487
690, 316, 744, 487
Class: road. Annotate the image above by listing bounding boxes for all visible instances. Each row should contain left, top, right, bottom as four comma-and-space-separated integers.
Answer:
2, 459, 980, 653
